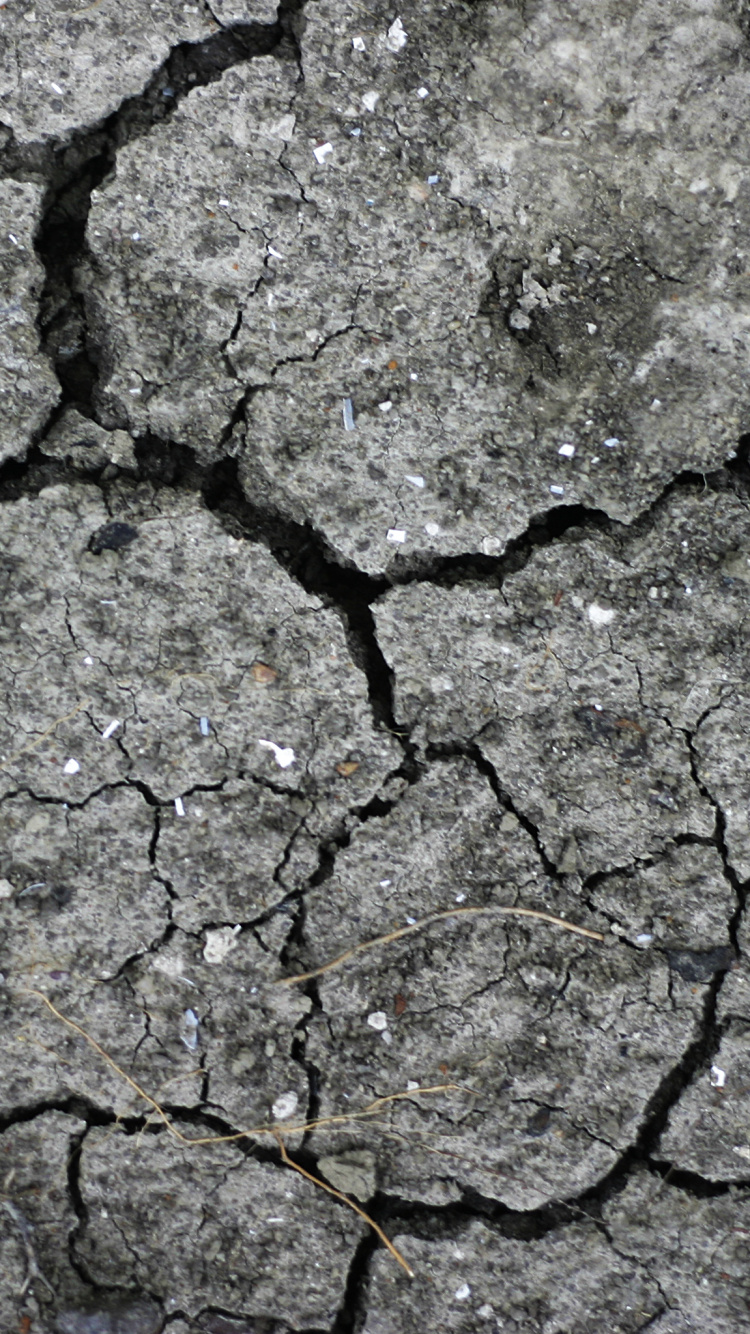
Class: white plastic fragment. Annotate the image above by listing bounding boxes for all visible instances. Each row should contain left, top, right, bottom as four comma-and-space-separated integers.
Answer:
558, 443, 576, 458
405, 474, 425, 487
416, 86, 429, 98
710, 1065, 727, 1089
455, 893, 466, 903
313, 141, 333, 164
378, 399, 393, 412
272, 1091, 299, 1121
8, 233, 18, 246
367, 1011, 388, 1031
218, 198, 230, 207
199, 717, 210, 736
635, 933, 653, 946
586, 322, 598, 334
386, 17, 408, 51
258, 739, 296, 768
362, 90, 380, 111
174, 797, 186, 817
83, 656, 94, 664
588, 603, 616, 626
549, 484, 565, 496
427, 174, 440, 184
351, 35, 366, 51
180, 1009, 199, 1052
603, 436, 620, 448
386, 528, 407, 543
267, 245, 284, 259
203, 924, 241, 964
454, 1285, 471, 1302
350, 127, 362, 136
379, 878, 392, 887
50, 81, 64, 94
63, 758, 80, 775
405, 915, 417, 925
343, 397, 356, 430
406, 1080, 420, 1090
424, 522, 440, 536
101, 719, 121, 739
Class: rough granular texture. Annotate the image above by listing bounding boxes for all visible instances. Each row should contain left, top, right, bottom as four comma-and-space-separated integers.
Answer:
1, 1, 750, 1331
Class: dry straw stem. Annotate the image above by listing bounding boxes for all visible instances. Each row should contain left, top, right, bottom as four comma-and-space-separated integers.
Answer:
24, 990, 470, 1277
277, 903, 605, 986
0, 698, 92, 773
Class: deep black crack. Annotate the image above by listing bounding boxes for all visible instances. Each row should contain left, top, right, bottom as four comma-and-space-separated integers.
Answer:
0, 6, 300, 444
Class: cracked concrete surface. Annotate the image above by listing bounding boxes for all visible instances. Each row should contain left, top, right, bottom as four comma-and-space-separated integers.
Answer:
1, 0, 750, 1330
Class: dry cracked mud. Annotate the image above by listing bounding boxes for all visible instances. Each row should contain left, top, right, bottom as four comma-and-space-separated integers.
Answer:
1, 1, 750, 1331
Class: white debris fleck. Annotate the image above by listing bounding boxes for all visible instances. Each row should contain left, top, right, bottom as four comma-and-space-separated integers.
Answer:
379, 878, 392, 887
381, 1029, 393, 1044
405, 474, 425, 487
416, 86, 429, 98
410, 371, 419, 379
481, 536, 502, 555
733, 1144, 750, 1161
367, 1011, 389, 1031
405, 915, 417, 925
8, 233, 18, 246
586, 322, 598, 334
424, 521, 440, 536
131, 232, 141, 241
603, 436, 620, 448
218, 198, 230, 207
351, 35, 366, 51
650, 398, 662, 410
83, 656, 94, 665
427, 174, 440, 185
378, 399, 393, 412
385, 17, 407, 51
386, 528, 407, 543
406, 1079, 420, 1090
101, 719, 121, 740
180, 1008, 199, 1052
558, 443, 576, 458
203, 924, 241, 964
0, 879, 15, 900
635, 933, 653, 946
549, 484, 565, 496
272, 1091, 299, 1121
588, 603, 616, 626
477, 1305, 495, 1320
174, 797, 186, 817
313, 141, 333, 164
684, 586, 693, 596
258, 739, 296, 768
199, 716, 210, 736
63, 758, 80, 775
454, 1284, 471, 1302
362, 90, 380, 112
455, 892, 466, 903
342, 396, 355, 430
267, 245, 284, 259
710, 1065, 727, 1089
648, 586, 659, 600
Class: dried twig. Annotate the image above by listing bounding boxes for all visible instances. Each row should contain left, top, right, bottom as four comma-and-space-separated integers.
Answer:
23, 990, 472, 1276
277, 904, 605, 986
2, 1201, 55, 1298
274, 1134, 414, 1278
0, 698, 92, 773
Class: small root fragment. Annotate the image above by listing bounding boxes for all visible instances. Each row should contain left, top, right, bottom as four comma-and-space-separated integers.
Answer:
274, 1133, 415, 1279
276, 903, 605, 986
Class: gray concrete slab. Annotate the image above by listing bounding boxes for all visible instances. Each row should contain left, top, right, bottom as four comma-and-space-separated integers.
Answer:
1, 0, 750, 1330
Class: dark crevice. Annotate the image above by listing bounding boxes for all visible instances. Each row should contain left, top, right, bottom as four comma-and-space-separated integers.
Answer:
329, 1233, 377, 1334
0, 1096, 116, 1136
0, 5, 300, 476
425, 737, 563, 881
